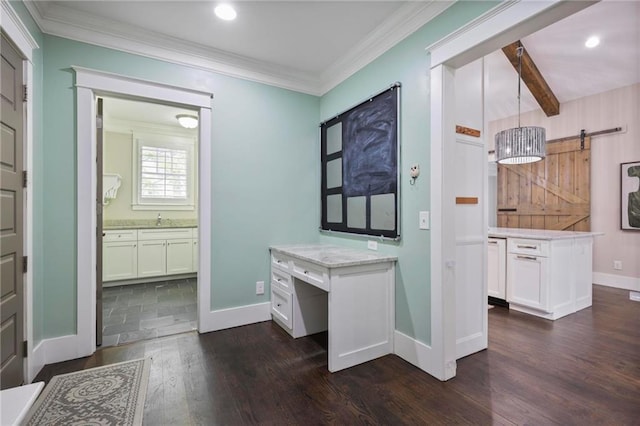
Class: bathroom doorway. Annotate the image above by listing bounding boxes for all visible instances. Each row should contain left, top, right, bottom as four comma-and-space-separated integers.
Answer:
98, 96, 199, 347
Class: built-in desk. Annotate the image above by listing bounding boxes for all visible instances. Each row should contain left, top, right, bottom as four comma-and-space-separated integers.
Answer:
269, 244, 397, 372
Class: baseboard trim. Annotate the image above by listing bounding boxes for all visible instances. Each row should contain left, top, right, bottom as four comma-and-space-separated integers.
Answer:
199, 302, 271, 333
37, 334, 85, 366
394, 330, 450, 379
593, 272, 640, 291
28, 341, 45, 383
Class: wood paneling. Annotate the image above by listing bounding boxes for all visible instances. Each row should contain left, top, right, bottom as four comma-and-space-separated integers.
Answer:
497, 136, 590, 231
455, 125, 481, 137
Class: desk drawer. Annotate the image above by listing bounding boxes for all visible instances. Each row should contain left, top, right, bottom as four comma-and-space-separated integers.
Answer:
271, 286, 292, 329
508, 238, 549, 257
271, 252, 289, 272
292, 261, 328, 292
271, 269, 292, 293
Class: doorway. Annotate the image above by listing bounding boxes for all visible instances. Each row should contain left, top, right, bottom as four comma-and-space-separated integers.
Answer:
97, 96, 200, 347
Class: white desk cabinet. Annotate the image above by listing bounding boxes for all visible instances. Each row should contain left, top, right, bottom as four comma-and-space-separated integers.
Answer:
270, 245, 397, 372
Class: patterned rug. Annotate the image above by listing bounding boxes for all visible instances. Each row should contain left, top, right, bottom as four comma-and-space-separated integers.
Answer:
24, 358, 150, 425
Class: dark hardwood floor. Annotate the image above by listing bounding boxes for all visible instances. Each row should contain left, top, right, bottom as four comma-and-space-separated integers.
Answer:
34, 285, 640, 425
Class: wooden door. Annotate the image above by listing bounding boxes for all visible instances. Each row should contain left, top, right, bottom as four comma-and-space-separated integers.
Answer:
1, 32, 25, 389
497, 136, 590, 231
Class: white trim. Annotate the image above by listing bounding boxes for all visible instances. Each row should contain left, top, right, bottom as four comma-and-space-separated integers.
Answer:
0, 0, 39, 61
37, 335, 82, 365
198, 303, 271, 333
25, 0, 451, 96
74, 67, 213, 360
393, 330, 443, 377
319, 1, 454, 94
426, 0, 596, 381
2, 0, 41, 384
593, 273, 640, 292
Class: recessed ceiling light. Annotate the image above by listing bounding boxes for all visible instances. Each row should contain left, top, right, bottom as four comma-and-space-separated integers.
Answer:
215, 4, 237, 21
585, 36, 600, 48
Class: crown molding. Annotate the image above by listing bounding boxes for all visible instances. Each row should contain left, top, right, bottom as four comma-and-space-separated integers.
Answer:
1, 0, 39, 60
23, 0, 452, 96
320, 0, 455, 94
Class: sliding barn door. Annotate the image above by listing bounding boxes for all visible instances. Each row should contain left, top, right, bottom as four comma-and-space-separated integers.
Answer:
497, 136, 590, 231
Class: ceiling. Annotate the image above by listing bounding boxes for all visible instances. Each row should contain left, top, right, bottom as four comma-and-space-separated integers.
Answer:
25, 0, 639, 125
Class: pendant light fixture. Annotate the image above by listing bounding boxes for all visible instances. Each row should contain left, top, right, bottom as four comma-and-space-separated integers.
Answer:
495, 43, 546, 165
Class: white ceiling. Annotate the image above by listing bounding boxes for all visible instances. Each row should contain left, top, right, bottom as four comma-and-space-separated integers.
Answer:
25, 0, 640, 125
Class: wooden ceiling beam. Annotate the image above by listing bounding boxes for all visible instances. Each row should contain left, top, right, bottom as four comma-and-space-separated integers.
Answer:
502, 41, 560, 117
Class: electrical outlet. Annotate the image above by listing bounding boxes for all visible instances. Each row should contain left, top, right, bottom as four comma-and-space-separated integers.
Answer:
419, 211, 430, 230
256, 281, 264, 295
613, 260, 623, 271
367, 240, 378, 251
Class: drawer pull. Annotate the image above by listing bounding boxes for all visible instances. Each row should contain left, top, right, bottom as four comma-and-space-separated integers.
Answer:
276, 278, 282, 282
276, 260, 282, 264
517, 244, 537, 249
488, 241, 498, 244
517, 255, 538, 261
277, 303, 282, 307
303, 270, 309, 274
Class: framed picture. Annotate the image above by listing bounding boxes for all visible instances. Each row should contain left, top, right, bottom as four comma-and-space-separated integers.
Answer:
621, 161, 640, 230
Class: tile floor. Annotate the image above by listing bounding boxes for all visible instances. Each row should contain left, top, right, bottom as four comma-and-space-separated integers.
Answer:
101, 278, 197, 347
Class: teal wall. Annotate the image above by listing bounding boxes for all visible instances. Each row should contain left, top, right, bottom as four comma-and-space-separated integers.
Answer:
319, 2, 498, 344
39, 35, 319, 337
9, 1, 45, 344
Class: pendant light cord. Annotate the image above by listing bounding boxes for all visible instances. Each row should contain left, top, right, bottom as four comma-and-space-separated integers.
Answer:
517, 44, 523, 129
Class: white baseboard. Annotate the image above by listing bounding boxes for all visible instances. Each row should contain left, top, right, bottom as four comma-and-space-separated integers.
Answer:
394, 330, 452, 380
593, 272, 640, 292
41, 335, 85, 365
199, 302, 271, 333
28, 341, 45, 383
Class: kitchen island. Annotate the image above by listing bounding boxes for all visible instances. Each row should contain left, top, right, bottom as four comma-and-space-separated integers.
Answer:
488, 227, 602, 320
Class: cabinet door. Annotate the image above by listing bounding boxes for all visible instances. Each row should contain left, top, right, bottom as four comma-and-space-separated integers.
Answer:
166, 238, 193, 275
138, 240, 167, 278
487, 239, 506, 299
507, 253, 549, 312
192, 239, 198, 273
103, 241, 138, 281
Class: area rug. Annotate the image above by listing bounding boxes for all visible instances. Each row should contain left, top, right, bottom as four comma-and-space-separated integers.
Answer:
24, 358, 150, 425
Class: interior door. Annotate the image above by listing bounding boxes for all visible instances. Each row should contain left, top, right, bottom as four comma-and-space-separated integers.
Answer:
96, 98, 103, 346
497, 136, 591, 231
1, 32, 26, 389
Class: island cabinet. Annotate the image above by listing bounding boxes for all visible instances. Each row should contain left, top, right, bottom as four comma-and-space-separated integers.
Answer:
269, 244, 397, 372
490, 228, 601, 320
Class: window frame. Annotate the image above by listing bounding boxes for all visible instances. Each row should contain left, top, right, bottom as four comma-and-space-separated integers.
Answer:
131, 134, 197, 210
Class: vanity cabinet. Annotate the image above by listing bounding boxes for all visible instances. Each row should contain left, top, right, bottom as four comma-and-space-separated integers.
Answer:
103, 230, 138, 281
103, 227, 197, 282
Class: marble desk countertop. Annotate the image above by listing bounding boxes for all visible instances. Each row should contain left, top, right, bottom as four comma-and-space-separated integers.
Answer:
270, 244, 397, 269
489, 227, 603, 240
103, 219, 197, 230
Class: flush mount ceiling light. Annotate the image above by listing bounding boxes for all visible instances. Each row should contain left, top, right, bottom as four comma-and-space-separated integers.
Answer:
585, 35, 600, 48
176, 114, 198, 129
495, 43, 546, 165
215, 4, 237, 21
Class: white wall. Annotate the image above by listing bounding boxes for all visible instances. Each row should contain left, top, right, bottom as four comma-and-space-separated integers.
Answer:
103, 130, 198, 221
489, 83, 640, 290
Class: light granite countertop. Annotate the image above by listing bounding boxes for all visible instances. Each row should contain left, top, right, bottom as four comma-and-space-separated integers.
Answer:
270, 244, 397, 268
489, 227, 603, 240
103, 219, 197, 230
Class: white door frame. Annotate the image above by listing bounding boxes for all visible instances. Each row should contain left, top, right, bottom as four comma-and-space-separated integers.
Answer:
1, 1, 39, 383
73, 67, 213, 358
426, 0, 596, 380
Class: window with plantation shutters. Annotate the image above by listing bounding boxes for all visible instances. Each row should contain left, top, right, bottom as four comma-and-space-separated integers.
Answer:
132, 135, 196, 210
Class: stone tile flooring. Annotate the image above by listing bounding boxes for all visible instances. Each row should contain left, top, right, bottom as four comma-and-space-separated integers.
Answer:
101, 278, 197, 347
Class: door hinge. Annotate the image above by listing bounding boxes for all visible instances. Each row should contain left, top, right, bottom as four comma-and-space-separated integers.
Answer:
23, 256, 28, 273
23, 84, 28, 102
23, 170, 27, 188
23, 341, 28, 356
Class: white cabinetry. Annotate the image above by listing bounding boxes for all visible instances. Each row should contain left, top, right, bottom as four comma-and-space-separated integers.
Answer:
487, 238, 506, 299
103, 227, 197, 283
103, 230, 138, 281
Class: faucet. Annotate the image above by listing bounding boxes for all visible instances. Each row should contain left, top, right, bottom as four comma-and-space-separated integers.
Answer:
156, 213, 162, 226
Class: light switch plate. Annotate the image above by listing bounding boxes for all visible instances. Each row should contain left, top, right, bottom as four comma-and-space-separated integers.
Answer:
419, 211, 430, 230
367, 240, 378, 251
256, 281, 264, 295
